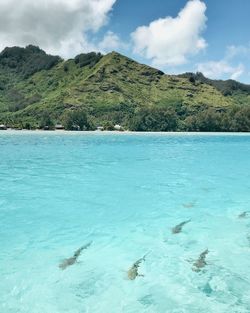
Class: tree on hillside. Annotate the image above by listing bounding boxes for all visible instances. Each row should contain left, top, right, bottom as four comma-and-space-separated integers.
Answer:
231, 106, 250, 132
183, 108, 225, 132
39, 111, 55, 130
128, 107, 178, 131
62, 109, 92, 130
74, 52, 102, 68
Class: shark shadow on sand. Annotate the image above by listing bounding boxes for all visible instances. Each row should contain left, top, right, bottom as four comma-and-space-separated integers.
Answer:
182, 202, 196, 209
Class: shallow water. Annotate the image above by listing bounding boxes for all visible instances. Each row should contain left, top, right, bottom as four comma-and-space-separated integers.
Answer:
0, 131, 250, 313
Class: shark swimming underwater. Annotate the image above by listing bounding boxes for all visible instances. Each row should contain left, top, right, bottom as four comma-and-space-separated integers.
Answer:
192, 249, 209, 272
172, 219, 191, 234
59, 241, 92, 270
127, 254, 147, 280
238, 211, 250, 219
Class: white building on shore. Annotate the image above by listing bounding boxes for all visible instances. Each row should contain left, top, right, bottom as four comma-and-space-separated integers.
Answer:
0, 124, 7, 130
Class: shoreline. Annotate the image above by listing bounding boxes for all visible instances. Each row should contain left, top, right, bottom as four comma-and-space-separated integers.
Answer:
0, 130, 250, 136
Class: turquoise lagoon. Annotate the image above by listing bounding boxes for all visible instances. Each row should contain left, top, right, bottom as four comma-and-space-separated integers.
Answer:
0, 131, 250, 313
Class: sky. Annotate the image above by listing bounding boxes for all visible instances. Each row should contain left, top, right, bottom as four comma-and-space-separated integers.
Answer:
0, 0, 250, 83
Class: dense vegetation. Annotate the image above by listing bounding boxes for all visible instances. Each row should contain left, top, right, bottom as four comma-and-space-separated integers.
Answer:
62, 109, 93, 131
128, 104, 250, 132
180, 72, 250, 100
74, 52, 103, 68
0, 45, 61, 78
0, 45, 249, 131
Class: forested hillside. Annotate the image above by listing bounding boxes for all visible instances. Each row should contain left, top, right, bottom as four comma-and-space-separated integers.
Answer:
0, 45, 249, 131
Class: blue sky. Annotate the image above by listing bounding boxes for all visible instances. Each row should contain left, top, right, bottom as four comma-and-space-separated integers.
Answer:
110, 0, 250, 48
105, 0, 250, 83
0, 0, 249, 82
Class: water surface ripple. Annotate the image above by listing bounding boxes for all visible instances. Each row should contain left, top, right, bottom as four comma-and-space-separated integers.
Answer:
0, 132, 250, 313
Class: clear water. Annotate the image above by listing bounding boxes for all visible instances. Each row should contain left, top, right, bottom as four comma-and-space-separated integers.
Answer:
0, 131, 250, 313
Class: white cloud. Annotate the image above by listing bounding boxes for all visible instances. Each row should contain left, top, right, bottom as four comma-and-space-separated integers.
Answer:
196, 43, 250, 80
197, 61, 245, 80
0, 0, 116, 57
98, 31, 125, 52
131, 0, 207, 66
225, 44, 250, 60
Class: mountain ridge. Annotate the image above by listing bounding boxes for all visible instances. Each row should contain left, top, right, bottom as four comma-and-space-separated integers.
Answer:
0, 45, 249, 131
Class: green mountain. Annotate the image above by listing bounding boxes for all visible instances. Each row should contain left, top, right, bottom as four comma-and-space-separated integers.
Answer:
0, 45, 249, 131
179, 72, 250, 104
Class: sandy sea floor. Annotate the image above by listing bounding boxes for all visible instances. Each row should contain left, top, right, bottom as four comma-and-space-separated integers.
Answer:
0, 132, 250, 313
